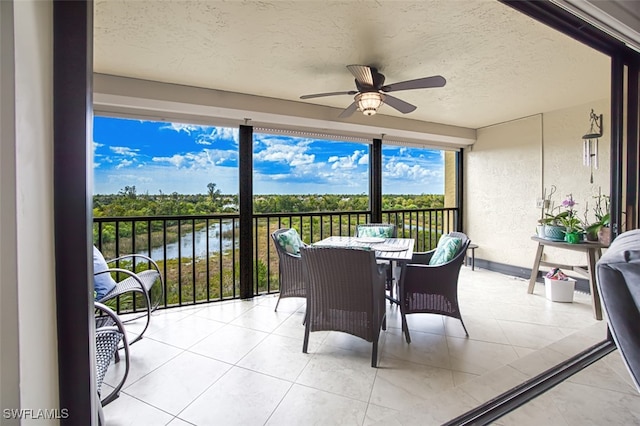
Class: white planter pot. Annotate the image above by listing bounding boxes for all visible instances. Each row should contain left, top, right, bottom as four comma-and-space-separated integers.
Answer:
544, 277, 576, 302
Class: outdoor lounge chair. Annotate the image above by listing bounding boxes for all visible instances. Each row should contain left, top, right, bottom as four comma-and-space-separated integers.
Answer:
398, 231, 470, 343
93, 246, 164, 344
596, 228, 640, 392
271, 228, 307, 311
95, 302, 130, 426
300, 246, 387, 367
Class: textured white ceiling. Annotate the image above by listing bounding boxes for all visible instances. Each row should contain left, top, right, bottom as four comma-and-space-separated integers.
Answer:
94, 0, 610, 130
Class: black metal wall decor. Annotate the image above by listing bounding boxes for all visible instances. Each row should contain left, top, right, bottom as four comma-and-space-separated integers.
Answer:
583, 109, 603, 183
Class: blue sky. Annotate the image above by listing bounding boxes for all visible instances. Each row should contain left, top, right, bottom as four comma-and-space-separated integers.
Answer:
93, 116, 444, 195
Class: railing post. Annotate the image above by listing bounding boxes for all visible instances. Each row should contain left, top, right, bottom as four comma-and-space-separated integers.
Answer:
239, 125, 254, 299
370, 138, 382, 223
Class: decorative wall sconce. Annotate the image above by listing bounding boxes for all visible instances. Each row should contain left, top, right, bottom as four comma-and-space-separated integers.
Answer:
582, 109, 603, 183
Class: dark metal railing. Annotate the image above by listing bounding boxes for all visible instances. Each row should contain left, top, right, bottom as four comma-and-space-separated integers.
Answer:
93, 207, 458, 311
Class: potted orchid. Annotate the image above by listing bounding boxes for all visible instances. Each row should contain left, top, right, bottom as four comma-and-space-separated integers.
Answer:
558, 194, 584, 244
584, 189, 610, 244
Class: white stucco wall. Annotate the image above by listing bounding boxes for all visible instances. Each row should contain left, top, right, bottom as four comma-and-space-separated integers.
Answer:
1, 1, 59, 423
465, 99, 611, 271
465, 114, 543, 267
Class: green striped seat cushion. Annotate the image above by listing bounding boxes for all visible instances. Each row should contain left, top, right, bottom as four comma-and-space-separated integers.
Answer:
276, 229, 303, 255
429, 235, 462, 265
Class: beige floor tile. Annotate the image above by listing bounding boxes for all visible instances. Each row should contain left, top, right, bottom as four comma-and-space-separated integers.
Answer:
188, 323, 268, 364
178, 367, 291, 426
193, 299, 256, 323
369, 357, 454, 411
382, 327, 451, 370
452, 370, 479, 387
567, 358, 639, 394
105, 268, 618, 426
237, 333, 314, 381
104, 338, 182, 388
166, 418, 195, 426
103, 392, 174, 426
371, 387, 480, 425
498, 319, 567, 350
495, 391, 570, 426
147, 314, 225, 349
266, 384, 368, 426
548, 381, 640, 425
229, 304, 293, 333
508, 346, 572, 378
296, 345, 378, 401
444, 315, 510, 344
363, 403, 400, 426
457, 365, 529, 404
124, 351, 231, 415
447, 336, 520, 375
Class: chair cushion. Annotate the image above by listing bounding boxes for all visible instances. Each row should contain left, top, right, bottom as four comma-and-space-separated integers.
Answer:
358, 225, 394, 238
276, 229, 304, 255
429, 235, 462, 265
93, 246, 117, 299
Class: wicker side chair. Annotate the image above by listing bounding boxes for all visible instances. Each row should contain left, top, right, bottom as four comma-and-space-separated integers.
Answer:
398, 232, 471, 343
356, 223, 398, 302
300, 246, 387, 367
271, 228, 308, 311
95, 302, 130, 426
355, 223, 397, 239
94, 246, 164, 345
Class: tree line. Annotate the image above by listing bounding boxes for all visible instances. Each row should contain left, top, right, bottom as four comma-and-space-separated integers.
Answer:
93, 184, 444, 217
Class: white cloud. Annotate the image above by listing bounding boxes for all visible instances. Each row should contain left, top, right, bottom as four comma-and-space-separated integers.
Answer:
110, 146, 139, 157
152, 149, 237, 169
329, 150, 365, 170
254, 138, 315, 166
163, 123, 238, 147
162, 123, 208, 135
116, 159, 134, 169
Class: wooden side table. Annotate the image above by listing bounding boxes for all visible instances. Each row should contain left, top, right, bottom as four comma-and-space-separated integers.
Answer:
528, 236, 607, 320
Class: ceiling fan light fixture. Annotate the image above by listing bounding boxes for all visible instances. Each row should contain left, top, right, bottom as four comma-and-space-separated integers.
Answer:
355, 92, 383, 116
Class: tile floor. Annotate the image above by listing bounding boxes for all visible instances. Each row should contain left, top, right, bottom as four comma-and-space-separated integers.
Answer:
103, 267, 640, 425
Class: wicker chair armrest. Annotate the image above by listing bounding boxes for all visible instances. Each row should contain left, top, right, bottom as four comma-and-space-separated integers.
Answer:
411, 249, 436, 264
107, 254, 161, 274
94, 302, 130, 406
95, 268, 147, 300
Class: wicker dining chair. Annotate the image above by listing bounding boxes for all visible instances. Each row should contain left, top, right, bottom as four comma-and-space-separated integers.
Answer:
271, 228, 308, 311
398, 231, 471, 343
95, 302, 130, 426
300, 246, 387, 367
94, 246, 164, 344
355, 223, 397, 239
356, 223, 398, 302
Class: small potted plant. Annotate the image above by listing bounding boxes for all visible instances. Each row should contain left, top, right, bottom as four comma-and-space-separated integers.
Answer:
558, 194, 583, 244
584, 190, 610, 244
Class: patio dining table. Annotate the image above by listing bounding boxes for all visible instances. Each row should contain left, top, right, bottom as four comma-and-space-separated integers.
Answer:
313, 236, 415, 303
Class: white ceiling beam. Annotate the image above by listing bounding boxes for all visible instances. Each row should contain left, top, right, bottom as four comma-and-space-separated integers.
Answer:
93, 74, 476, 148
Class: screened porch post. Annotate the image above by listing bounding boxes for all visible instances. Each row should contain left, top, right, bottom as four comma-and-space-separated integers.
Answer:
370, 138, 382, 223
239, 124, 254, 299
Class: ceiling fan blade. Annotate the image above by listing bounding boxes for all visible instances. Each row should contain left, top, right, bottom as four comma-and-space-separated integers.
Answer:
381, 75, 446, 92
338, 102, 358, 118
300, 91, 357, 99
382, 94, 417, 114
346, 65, 374, 87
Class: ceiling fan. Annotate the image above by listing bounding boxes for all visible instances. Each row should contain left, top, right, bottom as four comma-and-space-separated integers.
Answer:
300, 64, 446, 118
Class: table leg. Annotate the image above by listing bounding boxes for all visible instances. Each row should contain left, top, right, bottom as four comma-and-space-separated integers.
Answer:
586, 248, 603, 320
528, 243, 544, 294
471, 248, 475, 271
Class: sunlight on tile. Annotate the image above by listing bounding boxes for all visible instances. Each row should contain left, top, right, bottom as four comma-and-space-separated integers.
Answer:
102, 268, 633, 426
